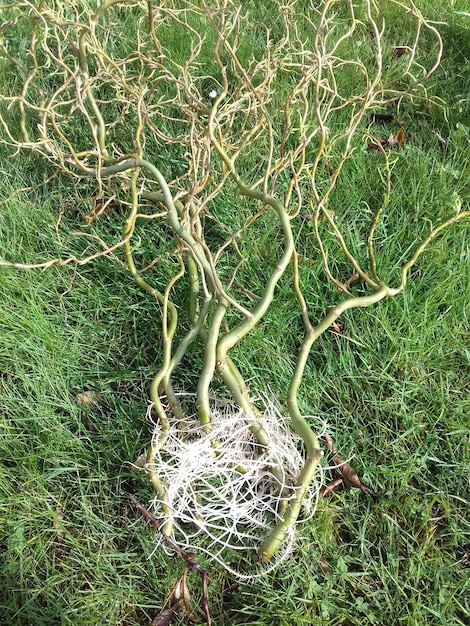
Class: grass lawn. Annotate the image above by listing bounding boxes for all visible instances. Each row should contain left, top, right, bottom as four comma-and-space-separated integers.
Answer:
1, 1, 469, 625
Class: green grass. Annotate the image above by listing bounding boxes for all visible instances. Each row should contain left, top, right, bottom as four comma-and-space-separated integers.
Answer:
1, 1, 469, 625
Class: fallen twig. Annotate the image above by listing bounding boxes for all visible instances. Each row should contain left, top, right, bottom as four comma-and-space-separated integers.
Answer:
126, 493, 212, 626
320, 434, 379, 498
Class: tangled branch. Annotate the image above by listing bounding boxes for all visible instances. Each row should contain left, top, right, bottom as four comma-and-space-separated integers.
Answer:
1, 0, 468, 575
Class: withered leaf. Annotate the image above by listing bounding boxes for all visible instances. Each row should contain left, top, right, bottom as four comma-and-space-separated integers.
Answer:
86, 197, 118, 223
174, 575, 191, 613
318, 557, 333, 574
371, 112, 395, 124
331, 320, 344, 334
387, 128, 405, 147
343, 272, 362, 289
368, 128, 404, 151
320, 477, 343, 498
393, 47, 408, 58
132, 451, 148, 469
321, 432, 335, 453
152, 600, 183, 626
76, 391, 99, 407
318, 207, 336, 221
395, 128, 405, 146
320, 434, 378, 497
324, 310, 343, 334
324, 158, 335, 174
368, 136, 393, 151
332, 453, 378, 497
367, 140, 384, 152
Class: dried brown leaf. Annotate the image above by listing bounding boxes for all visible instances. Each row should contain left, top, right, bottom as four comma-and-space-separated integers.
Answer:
332, 453, 378, 497
152, 600, 183, 626
320, 432, 335, 453
324, 158, 335, 174
323, 312, 344, 335
85, 197, 118, 223
367, 140, 384, 151
332, 453, 363, 488
395, 128, 405, 146
331, 320, 344, 334
132, 451, 148, 469
393, 46, 408, 58
174, 574, 192, 614
387, 128, 405, 147
52, 507, 65, 552
343, 272, 361, 288
320, 477, 343, 498
371, 112, 395, 124
368, 128, 404, 151
318, 557, 333, 574
76, 391, 99, 407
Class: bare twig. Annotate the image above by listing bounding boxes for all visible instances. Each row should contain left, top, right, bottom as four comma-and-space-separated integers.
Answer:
127, 493, 212, 626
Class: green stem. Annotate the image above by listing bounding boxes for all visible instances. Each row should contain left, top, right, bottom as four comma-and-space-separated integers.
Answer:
393, 211, 470, 294
259, 285, 391, 561
258, 448, 323, 562
167, 297, 212, 380
217, 197, 294, 358
140, 187, 275, 447
122, 172, 174, 531
186, 253, 201, 324
197, 299, 228, 430
92, 0, 135, 22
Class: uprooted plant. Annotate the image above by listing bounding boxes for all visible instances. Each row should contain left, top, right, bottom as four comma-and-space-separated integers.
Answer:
1, 0, 468, 584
